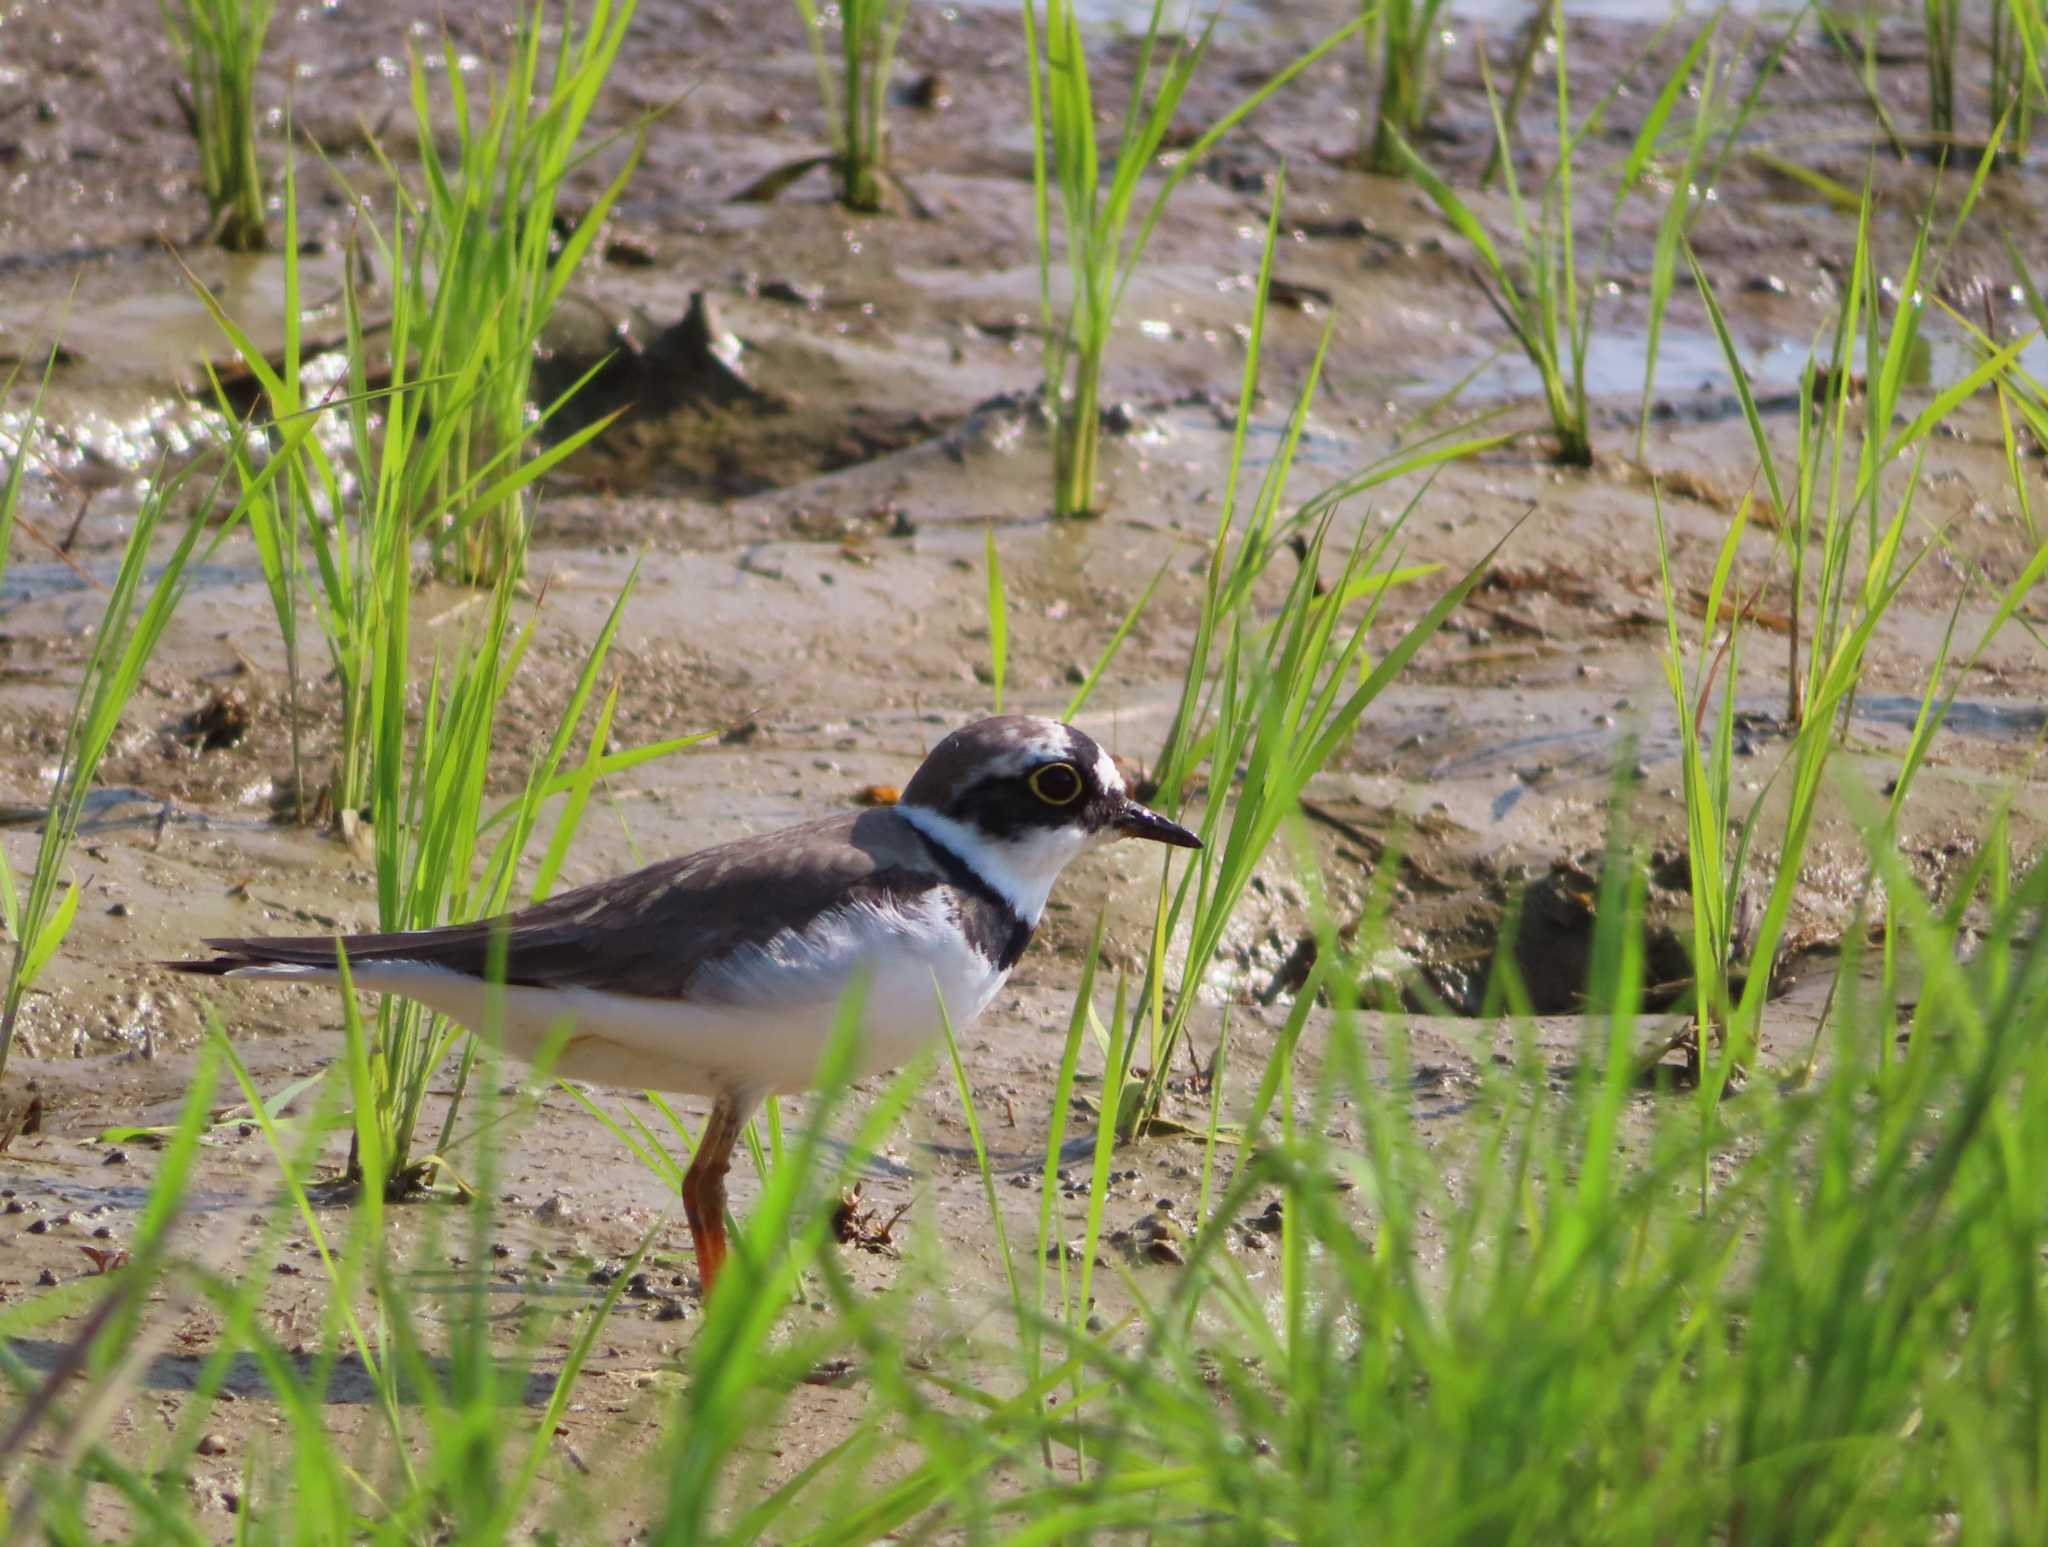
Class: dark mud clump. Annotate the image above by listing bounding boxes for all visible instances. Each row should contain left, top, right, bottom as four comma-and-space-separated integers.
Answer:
536, 291, 948, 500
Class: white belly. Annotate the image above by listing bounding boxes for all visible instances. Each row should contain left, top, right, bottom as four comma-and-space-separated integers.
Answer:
240, 892, 1012, 1098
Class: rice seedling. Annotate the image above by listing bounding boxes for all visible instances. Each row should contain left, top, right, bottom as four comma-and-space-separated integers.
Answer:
1362, 0, 1450, 176
1710, 135, 2025, 734
1989, 0, 2047, 158
344, 570, 710, 1193
332, 0, 641, 586
1836, 0, 2045, 161
201, 136, 327, 823
807, 0, 910, 212
1930, 0, 1966, 148
17, 10, 2048, 1541
1925, 0, 2048, 157
741, 0, 914, 213
1148, 175, 1506, 804
1656, 130, 2034, 1116
192, 62, 629, 819
192, 111, 700, 1186
15, 783, 2048, 1539
1632, 14, 1800, 458
1814, 5, 1911, 161
1023, 0, 1359, 517
1126, 186, 1511, 1137
2, 1010, 651, 1541
1394, 6, 1721, 466
0, 353, 50, 627
0, 453, 233, 1088
160, 0, 274, 250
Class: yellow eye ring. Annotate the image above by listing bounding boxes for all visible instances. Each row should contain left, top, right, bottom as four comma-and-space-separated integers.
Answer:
1029, 762, 1083, 806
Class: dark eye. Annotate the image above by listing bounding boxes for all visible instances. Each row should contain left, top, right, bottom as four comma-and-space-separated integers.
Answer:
1028, 762, 1083, 806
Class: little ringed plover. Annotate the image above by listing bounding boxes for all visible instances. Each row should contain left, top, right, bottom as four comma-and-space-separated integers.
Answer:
170, 715, 1200, 1292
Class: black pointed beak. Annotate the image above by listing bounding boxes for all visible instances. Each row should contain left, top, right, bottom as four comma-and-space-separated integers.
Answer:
1116, 799, 1202, 850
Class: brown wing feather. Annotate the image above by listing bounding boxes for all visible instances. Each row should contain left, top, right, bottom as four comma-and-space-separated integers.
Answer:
169, 809, 941, 1001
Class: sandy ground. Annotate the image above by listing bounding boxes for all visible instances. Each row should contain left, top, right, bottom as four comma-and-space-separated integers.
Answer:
3, 0, 2046, 1531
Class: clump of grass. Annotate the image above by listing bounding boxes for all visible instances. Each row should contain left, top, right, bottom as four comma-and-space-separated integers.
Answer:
1126, 181, 1509, 1136
1394, 8, 1724, 467
20, 11, 2048, 1538
802, 0, 910, 212
1663, 141, 2033, 1107
1988, 0, 2046, 157
0, 443, 237, 1086
1927, 0, 2045, 158
732, 1, 920, 214
160, 0, 274, 251
194, 31, 631, 818
348, 0, 641, 585
349, 568, 710, 1193
17, 783, 2048, 1538
1023, 0, 1358, 518
190, 69, 702, 1186
1362, 0, 1449, 175
0, 1012, 656, 1539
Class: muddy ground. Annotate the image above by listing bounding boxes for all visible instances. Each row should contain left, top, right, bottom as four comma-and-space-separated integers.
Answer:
2, 0, 2046, 1533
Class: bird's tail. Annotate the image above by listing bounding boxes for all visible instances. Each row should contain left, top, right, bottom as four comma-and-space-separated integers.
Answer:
166, 933, 406, 977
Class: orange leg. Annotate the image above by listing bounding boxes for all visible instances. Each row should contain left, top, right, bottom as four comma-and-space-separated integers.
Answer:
681, 1092, 750, 1297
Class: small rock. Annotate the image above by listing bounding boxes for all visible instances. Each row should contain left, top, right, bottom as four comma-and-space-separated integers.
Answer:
197, 1433, 228, 1457
1144, 1237, 1186, 1267
758, 277, 824, 308
602, 234, 658, 267
903, 70, 950, 110
181, 688, 252, 751
35, 1267, 57, 1286
1266, 277, 1334, 311
533, 1192, 576, 1226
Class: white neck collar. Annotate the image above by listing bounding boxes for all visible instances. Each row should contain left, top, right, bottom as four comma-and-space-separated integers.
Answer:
897, 804, 1090, 926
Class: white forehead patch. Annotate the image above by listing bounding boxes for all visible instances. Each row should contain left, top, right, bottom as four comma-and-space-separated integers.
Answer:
1094, 745, 1123, 797
984, 722, 1073, 779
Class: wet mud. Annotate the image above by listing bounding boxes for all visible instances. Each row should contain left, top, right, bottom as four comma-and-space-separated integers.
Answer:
4, 0, 2047, 1530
